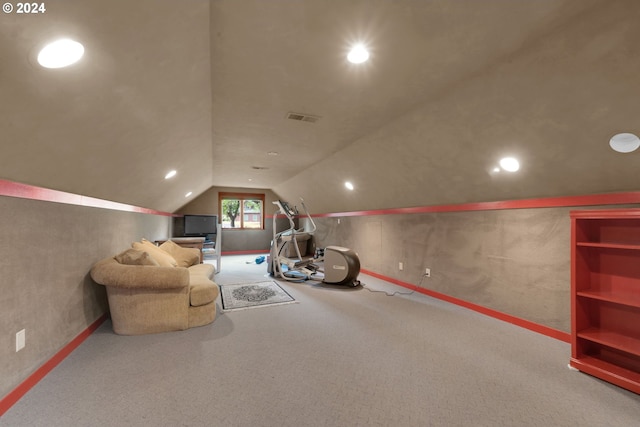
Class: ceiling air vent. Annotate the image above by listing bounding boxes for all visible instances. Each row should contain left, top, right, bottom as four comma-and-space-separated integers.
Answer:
286, 112, 320, 123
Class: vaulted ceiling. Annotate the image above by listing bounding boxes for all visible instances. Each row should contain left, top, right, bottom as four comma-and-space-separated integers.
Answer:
1, 0, 638, 214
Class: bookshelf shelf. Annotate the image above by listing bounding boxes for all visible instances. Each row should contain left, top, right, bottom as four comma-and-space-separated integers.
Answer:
570, 209, 640, 395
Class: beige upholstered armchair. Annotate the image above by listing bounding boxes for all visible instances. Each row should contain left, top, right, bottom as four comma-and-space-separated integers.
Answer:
90, 239, 219, 335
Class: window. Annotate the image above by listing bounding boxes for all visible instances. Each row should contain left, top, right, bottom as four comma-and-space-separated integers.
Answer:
219, 192, 265, 230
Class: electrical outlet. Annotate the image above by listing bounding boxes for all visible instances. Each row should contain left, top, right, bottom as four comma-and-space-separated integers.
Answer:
425, 268, 431, 277
399, 262, 404, 271
16, 329, 25, 352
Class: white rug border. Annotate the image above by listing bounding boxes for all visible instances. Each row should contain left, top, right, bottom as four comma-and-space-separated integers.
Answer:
220, 280, 298, 312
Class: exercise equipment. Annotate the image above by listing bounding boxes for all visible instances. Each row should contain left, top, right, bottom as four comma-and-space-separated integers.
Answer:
268, 199, 361, 286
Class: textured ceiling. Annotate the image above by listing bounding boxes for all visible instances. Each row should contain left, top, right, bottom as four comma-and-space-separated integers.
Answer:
1, 0, 639, 213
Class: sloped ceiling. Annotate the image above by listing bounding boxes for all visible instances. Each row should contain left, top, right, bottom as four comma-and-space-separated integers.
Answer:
0, 0, 213, 212
2, 0, 639, 214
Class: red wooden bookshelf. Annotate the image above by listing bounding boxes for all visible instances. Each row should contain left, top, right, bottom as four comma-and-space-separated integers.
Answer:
570, 209, 640, 394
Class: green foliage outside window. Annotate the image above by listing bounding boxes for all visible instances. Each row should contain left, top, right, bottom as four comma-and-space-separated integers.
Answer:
220, 194, 264, 229
222, 199, 241, 228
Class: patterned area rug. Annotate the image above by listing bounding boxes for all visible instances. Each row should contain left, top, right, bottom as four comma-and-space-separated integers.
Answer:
220, 281, 296, 311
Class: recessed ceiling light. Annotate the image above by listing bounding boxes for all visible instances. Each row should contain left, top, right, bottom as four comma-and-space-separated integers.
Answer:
609, 133, 640, 153
345, 181, 354, 190
164, 170, 177, 179
267, 151, 279, 156
185, 192, 192, 198
37, 39, 84, 69
347, 44, 369, 64
499, 157, 520, 172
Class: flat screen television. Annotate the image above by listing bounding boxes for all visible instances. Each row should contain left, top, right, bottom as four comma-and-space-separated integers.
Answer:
183, 215, 217, 237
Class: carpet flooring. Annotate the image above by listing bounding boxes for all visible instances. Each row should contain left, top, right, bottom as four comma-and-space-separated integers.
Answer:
2, 254, 640, 426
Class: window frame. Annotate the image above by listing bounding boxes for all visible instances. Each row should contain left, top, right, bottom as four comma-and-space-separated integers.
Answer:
218, 192, 265, 230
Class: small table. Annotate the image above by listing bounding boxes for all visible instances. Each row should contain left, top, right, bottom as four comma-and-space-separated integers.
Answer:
155, 237, 206, 263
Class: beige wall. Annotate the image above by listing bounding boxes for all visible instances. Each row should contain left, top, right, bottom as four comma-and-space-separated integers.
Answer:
308, 204, 640, 334
0, 195, 170, 399
175, 186, 286, 252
